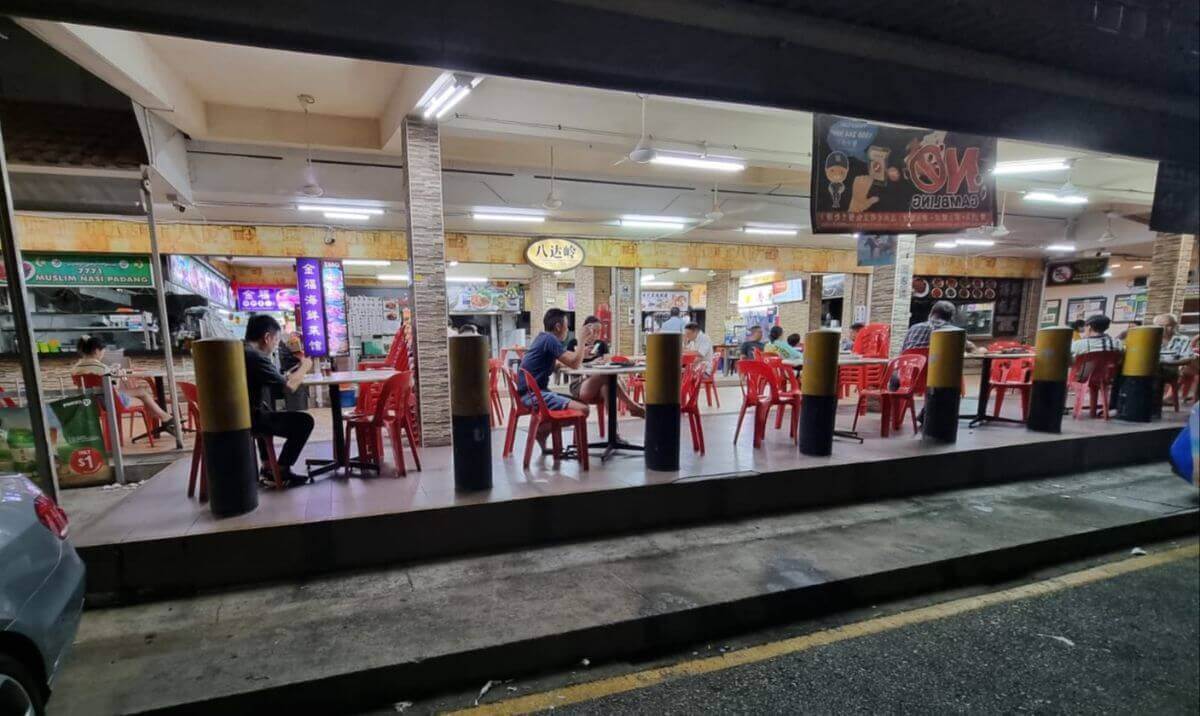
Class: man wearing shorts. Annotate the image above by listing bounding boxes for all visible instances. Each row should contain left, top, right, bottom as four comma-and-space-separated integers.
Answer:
519, 308, 589, 418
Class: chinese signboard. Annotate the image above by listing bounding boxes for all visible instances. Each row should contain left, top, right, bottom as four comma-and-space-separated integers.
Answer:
810, 114, 997, 233
0, 253, 152, 288
640, 290, 690, 312
1046, 258, 1109, 286
296, 258, 328, 356
525, 238, 585, 271
167, 255, 234, 308
450, 282, 523, 312
322, 261, 348, 355
236, 285, 299, 312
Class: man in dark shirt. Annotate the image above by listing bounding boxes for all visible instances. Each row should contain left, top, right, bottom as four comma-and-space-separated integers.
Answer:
244, 314, 314, 486
739, 325, 765, 359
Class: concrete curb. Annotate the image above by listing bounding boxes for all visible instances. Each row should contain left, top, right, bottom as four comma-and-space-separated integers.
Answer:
133, 509, 1197, 716
82, 425, 1181, 601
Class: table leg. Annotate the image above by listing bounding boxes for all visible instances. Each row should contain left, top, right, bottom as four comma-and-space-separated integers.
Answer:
587, 373, 643, 460
306, 382, 347, 477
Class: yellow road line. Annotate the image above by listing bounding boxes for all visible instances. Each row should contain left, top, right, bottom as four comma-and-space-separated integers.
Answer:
449, 543, 1199, 715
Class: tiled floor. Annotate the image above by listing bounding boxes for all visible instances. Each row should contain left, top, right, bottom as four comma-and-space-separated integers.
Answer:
67, 390, 1190, 549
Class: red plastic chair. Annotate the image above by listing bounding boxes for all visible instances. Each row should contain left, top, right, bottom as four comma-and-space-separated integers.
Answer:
682, 361, 705, 454
852, 354, 926, 437
839, 324, 891, 398
181, 381, 282, 498
73, 373, 157, 449
488, 358, 506, 426
988, 357, 1034, 419
699, 352, 721, 407
358, 326, 409, 370
1069, 351, 1122, 420
520, 368, 589, 470
501, 367, 534, 457
345, 372, 418, 476
735, 360, 801, 447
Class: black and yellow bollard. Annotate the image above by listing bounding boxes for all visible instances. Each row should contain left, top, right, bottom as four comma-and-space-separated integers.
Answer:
644, 332, 682, 471
193, 338, 259, 517
799, 329, 840, 456
922, 327, 965, 444
449, 334, 493, 490
1027, 327, 1074, 433
1117, 325, 1163, 422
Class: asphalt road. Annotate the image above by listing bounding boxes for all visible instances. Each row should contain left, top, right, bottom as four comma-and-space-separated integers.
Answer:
551, 558, 1199, 715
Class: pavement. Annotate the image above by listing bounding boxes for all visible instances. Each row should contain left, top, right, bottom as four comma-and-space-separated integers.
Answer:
46, 463, 1198, 715
423, 545, 1199, 715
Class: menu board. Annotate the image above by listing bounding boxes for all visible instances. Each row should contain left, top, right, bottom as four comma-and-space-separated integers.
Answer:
810, 114, 996, 233
236, 285, 299, 312
296, 258, 327, 357
167, 255, 234, 308
1112, 293, 1147, 323
738, 279, 806, 309
1, 253, 152, 288
641, 290, 690, 312
1066, 296, 1108, 324
911, 275, 1023, 336
450, 282, 523, 312
321, 261, 348, 355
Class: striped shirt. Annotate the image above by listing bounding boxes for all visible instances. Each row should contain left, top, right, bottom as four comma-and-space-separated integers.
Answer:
1161, 333, 1197, 363
901, 317, 947, 351
1070, 334, 1123, 358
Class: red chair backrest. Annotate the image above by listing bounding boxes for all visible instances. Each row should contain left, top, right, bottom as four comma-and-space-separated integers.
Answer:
708, 352, 721, 376
488, 358, 503, 391
680, 362, 703, 412
74, 373, 128, 414
372, 372, 412, 426
1069, 351, 1122, 387
900, 347, 930, 393
1002, 358, 1033, 383
178, 381, 202, 425
988, 340, 1022, 352
752, 347, 765, 360
887, 354, 927, 396
739, 360, 784, 402
521, 368, 561, 420
853, 323, 891, 358
682, 353, 699, 367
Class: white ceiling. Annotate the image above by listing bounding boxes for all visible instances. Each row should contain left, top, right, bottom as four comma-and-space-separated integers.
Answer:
26, 23, 1166, 262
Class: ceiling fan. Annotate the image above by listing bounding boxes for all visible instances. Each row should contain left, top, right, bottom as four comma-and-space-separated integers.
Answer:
990, 192, 1011, 237
296, 94, 324, 197
653, 184, 766, 239
614, 94, 656, 166
542, 145, 563, 210
1097, 210, 1118, 242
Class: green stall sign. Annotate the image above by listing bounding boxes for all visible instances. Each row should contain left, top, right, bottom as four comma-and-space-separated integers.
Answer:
0, 253, 153, 288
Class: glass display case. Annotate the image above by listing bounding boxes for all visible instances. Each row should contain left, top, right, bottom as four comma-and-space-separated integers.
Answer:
954, 302, 995, 338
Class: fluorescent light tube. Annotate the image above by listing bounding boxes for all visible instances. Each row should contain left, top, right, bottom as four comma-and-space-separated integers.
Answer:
650, 153, 745, 172
435, 85, 471, 119
447, 276, 488, 283
472, 213, 546, 223
343, 259, 392, 266
298, 204, 384, 215
421, 82, 460, 120
1132, 264, 1144, 269
1045, 244, 1076, 252
324, 212, 371, 221
992, 158, 1070, 175
641, 281, 675, 287
954, 238, 995, 247
620, 220, 684, 230
678, 267, 689, 273
932, 241, 957, 248
743, 227, 798, 236
621, 214, 691, 223
1024, 191, 1088, 205
377, 274, 410, 281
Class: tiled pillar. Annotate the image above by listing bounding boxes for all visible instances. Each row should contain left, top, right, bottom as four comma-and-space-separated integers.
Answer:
842, 273, 870, 327
776, 299, 808, 336
704, 270, 732, 343
1017, 277, 1044, 344
401, 119, 451, 446
593, 267, 612, 312
574, 267, 596, 320
527, 270, 558, 336
808, 275, 824, 329
869, 235, 917, 356
615, 268, 637, 355
1146, 233, 1196, 318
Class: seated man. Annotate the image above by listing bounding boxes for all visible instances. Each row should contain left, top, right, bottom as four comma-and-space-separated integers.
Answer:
738, 325, 765, 359
1071, 314, 1123, 358
684, 322, 714, 368
902, 300, 956, 351
842, 322, 865, 352
244, 314, 314, 487
519, 308, 589, 420
1153, 313, 1197, 402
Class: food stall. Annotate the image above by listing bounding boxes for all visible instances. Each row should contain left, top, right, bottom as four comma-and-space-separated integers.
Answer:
910, 275, 1025, 339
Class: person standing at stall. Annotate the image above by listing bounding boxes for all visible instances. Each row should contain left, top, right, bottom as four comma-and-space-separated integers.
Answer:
244, 314, 314, 487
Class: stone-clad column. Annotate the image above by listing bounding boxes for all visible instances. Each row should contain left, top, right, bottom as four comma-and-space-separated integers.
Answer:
1017, 277, 1045, 344
841, 273, 870, 327
527, 270, 558, 336
573, 267, 596, 320
808, 275, 824, 328
615, 268, 637, 355
1146, 233, 1196, 318
704, 270, 731, 343
401, 119, 451, 446
869, 235, 917, 356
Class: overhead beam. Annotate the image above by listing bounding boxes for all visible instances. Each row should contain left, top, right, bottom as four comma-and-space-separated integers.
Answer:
16, 19, 206, 137
380, 65, 444, 153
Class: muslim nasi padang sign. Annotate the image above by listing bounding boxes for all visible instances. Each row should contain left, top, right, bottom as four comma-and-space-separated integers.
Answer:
526, 238, 584, 272
810, 114, 997, 234
0, 253, 152, 287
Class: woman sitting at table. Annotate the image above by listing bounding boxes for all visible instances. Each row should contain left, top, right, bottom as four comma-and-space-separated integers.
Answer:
763, 325, 801, 359
71, 335, 175, 430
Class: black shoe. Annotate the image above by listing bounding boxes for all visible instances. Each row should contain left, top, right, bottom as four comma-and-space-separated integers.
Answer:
280, 467, 312, 488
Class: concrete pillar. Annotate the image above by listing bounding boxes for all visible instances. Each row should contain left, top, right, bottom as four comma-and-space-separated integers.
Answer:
527, 270, 558, 337
1017, 277, 1045, 345
842, 273, 870, 327
869, 235, 917, 356
704, 270, 732, 343
615, 268, 637, 355
808, 275, 825, 328
1146, 233, 1196, 318
776, 299, 808, 337
401, 119, 451, 446
573, 266, 596, 320
593, 267, 612, 312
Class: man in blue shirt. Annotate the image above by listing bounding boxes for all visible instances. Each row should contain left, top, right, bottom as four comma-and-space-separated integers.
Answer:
659, 307, 686, 333
519, 308, 587, 414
